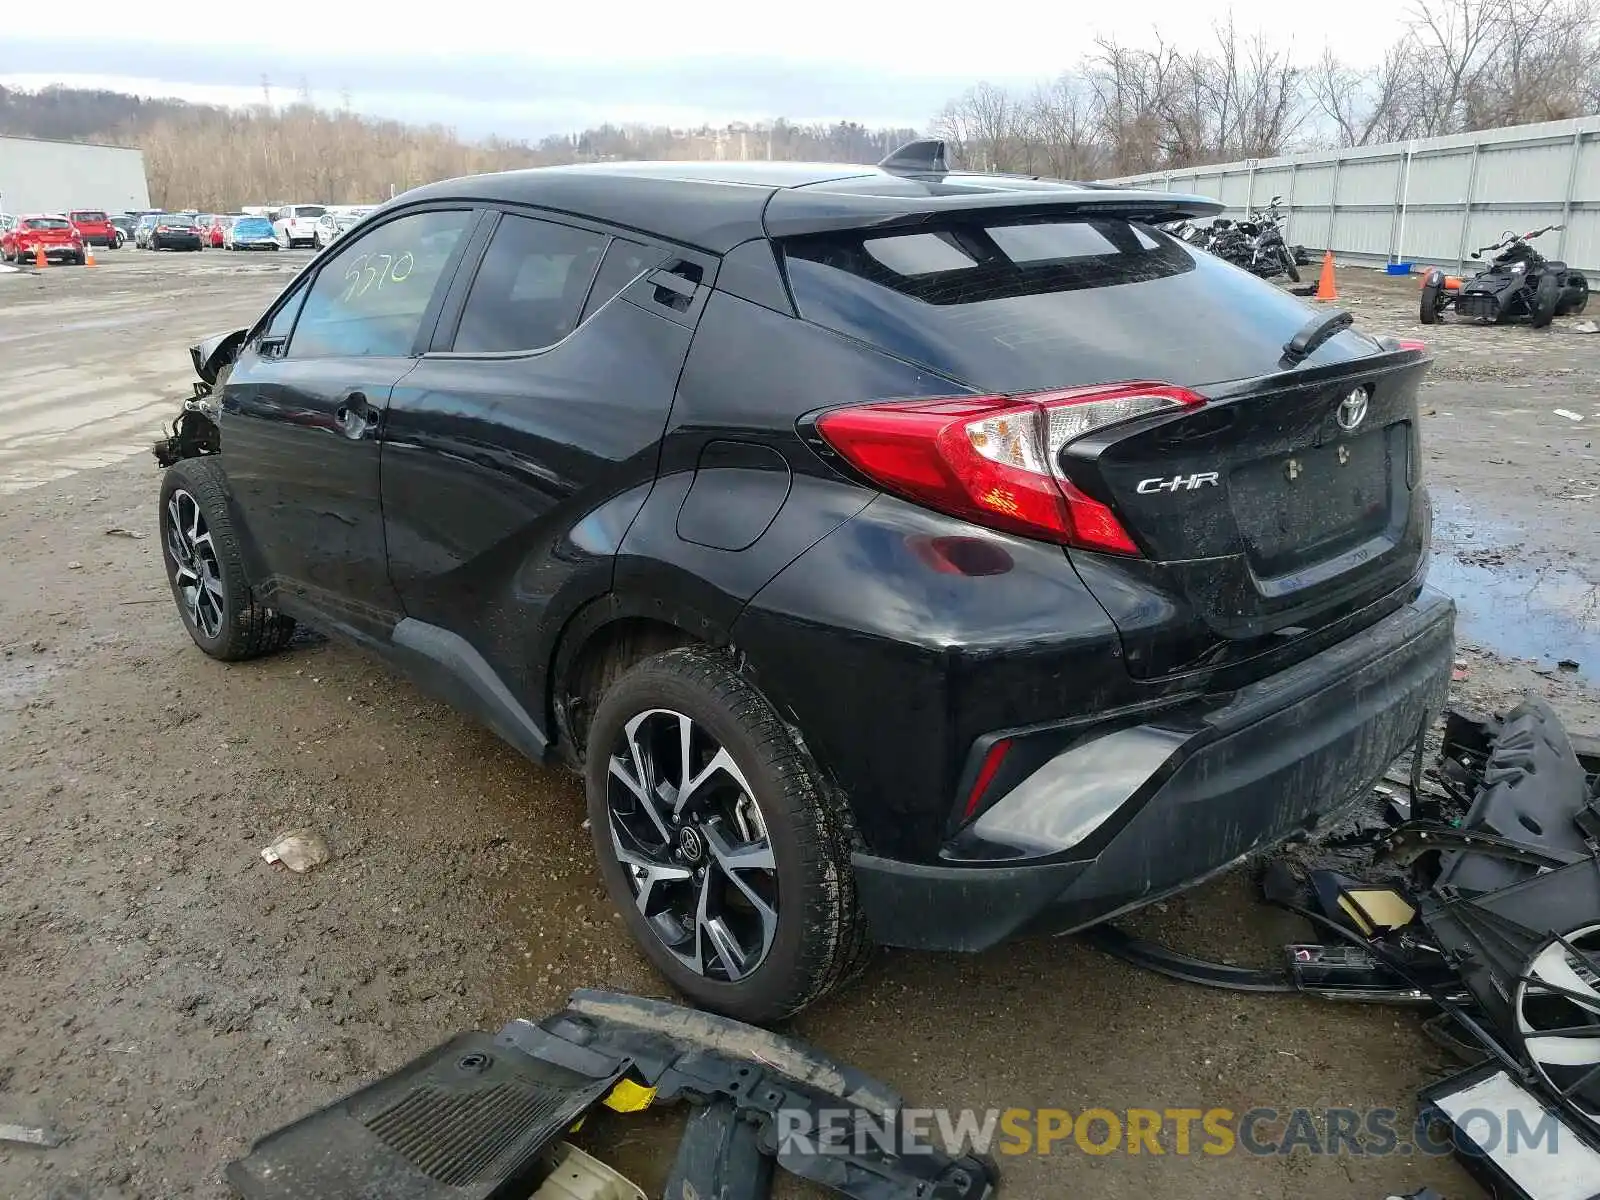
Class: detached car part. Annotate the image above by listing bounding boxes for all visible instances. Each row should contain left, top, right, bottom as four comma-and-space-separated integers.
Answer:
1089, 696, 1600, 1197
224, 989, 998, 1200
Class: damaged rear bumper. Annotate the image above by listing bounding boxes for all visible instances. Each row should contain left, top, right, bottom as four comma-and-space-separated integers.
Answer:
852, 588, 1456, 952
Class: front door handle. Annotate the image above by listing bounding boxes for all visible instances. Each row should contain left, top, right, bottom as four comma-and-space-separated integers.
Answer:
334, 390, 378, 439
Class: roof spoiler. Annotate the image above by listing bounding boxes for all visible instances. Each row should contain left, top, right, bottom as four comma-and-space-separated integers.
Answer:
878, 138, 950, 176
765, 188, 1225, 240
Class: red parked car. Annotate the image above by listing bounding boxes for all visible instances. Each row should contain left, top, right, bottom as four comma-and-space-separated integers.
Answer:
68, 209, 119, 248
205, 216, 232, 248
1, 214, 86, 264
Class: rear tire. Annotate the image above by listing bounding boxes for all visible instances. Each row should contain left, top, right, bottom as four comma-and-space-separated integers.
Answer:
1532, 273, 1560, 328
159, 457, 295, 662
1559, 276, 1588, 316
585, 646, 869, 1023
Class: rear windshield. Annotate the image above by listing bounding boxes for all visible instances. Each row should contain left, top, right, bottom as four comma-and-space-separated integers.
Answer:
782, 218, 1378, 391
291, 206, 327, 218
163, 216, 196, 226
235, 218, 273, 233
70, 211, 107, 221
24, 218, 71, 230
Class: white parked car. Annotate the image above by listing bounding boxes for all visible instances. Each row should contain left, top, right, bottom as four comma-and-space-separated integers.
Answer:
272, 204, 328, 249
312, 206, 374, 250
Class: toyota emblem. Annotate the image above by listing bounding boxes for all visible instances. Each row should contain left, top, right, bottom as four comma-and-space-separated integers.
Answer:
1336, 388, 1369, 432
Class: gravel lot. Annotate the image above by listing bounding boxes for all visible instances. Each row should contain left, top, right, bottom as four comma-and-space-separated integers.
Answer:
1, 248, 1597, 1200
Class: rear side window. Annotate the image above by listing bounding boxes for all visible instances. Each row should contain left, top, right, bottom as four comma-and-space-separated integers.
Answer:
451, 214, 606, 353
783, 217, 1376, 391
580, 237, 671, 322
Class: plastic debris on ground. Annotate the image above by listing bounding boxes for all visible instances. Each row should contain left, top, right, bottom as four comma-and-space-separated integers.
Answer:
260, 830, 331, 874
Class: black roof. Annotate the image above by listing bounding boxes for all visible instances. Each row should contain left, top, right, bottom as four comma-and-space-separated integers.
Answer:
396, 160, 1223, 254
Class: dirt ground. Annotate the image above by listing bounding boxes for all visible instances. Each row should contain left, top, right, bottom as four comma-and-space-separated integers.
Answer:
1, 250, 1597, 1200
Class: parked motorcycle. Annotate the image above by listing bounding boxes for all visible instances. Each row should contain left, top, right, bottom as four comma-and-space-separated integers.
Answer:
1420, 225, 1589, 327
1204, 197, 1300, 282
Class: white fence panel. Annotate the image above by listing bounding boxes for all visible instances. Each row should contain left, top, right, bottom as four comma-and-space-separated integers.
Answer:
1100, 116, 1600, 274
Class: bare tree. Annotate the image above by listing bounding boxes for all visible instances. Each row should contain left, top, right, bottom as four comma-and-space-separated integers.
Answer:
1026, 74, 1101, 179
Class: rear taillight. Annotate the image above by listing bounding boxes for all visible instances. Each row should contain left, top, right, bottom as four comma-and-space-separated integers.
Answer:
1397, 339, 1427, 352
815, 382, 1203, 555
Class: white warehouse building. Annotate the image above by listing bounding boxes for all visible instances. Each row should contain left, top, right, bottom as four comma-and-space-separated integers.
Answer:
0, 135, 151, 217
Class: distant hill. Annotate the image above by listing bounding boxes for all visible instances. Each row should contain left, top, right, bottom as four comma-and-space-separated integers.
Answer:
0, 84, 918, 211
0, 84, 201, 142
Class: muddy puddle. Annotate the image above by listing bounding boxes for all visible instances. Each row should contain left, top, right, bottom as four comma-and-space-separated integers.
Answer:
1428, 486, 1600, 679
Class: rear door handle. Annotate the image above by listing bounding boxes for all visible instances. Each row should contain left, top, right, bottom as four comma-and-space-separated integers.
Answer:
335, 390, 378, 439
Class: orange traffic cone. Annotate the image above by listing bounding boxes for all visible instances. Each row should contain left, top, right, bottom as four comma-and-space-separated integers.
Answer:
84, 243, 95, 267
1314, 250, 1337, 301
34, 244, 47, 269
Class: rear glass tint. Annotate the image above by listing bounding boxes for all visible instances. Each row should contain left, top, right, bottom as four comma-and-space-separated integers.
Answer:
25, 218, 71, 230
783, 218, 1377, 392
70, 211, 107, 221
580, 237, 670, 322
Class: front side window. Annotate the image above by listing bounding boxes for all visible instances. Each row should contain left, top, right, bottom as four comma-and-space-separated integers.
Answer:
451, 214, 606, 354
288, 209, 471, 360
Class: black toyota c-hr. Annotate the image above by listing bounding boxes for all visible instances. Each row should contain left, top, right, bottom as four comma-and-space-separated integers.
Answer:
155, 143, 1454, 1022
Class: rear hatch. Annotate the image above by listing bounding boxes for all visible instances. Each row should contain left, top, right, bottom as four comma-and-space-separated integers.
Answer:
23, 219, 78, 244
779, 198, 1430, 683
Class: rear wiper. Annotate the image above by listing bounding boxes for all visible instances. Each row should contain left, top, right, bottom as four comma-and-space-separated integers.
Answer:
1280, 308, 1354, 367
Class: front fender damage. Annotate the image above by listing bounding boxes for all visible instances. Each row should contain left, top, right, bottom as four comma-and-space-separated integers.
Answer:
153, 328, 245, 467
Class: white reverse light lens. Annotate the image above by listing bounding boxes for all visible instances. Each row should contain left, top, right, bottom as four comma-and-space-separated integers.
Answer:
1046, 394, 1185, 453
966, 410, 1050, 475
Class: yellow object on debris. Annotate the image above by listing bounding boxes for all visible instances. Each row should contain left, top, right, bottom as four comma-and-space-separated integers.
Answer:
601, 1078, 657, 1113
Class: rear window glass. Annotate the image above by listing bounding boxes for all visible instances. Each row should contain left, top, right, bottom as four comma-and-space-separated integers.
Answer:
235, 218, 273, 233
25, 218, 71, 230
783, 218, 1376, 391
580, 237, 670, 322
70, 211, 107, 221
292, 206, 327, 218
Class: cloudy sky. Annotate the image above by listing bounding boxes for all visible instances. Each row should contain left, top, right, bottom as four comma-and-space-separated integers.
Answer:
2, 1, 1412, 140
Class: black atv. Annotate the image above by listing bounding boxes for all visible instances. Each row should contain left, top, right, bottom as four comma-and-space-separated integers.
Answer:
1420, 224, 1589, 328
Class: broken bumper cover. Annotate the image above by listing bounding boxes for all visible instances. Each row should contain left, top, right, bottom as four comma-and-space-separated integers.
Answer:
852, 587, 1456, 952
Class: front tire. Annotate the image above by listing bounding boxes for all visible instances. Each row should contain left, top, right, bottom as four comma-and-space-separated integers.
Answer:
1280, 245, 1300, 284
1420, 273, 1443, 324
585, 647, 868, 1023
1532, 272, 1560, 328
159, 457, 295, 661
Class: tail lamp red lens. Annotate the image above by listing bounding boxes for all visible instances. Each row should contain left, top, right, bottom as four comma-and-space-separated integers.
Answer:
815, 382, 1204, 556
